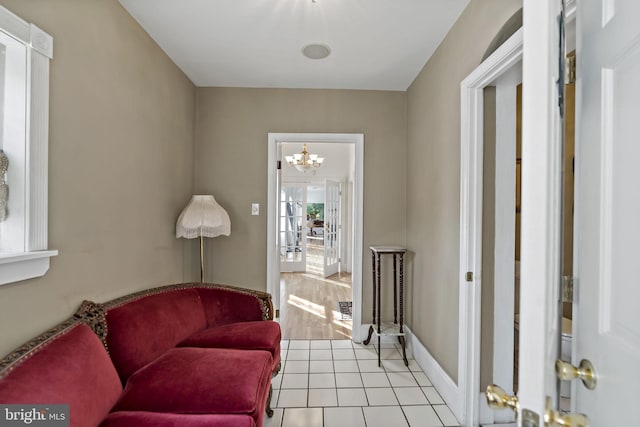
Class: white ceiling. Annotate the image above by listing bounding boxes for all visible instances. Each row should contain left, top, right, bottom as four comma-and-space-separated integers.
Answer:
118, 0, 470, 91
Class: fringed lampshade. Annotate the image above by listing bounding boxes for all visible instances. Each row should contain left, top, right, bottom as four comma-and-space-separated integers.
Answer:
176, 195, 230, 281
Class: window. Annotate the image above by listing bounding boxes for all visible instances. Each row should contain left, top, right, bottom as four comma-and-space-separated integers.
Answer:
0, 6, 57, 285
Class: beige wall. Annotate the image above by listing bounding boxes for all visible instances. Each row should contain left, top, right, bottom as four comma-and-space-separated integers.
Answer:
0, 0, 196, 357
194, 88, 407, 323
480, 87, 496, 391
406, 0, 522, 382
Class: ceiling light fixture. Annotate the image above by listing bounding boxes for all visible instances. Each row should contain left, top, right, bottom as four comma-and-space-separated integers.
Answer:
285, 144, 324, 172
302, 43, 331, 60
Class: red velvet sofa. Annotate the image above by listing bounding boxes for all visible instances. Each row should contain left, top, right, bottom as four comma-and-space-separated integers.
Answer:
0, 283, 281, 427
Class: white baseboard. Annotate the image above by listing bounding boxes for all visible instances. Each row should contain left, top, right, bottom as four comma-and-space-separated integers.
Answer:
353, 323, 371, 344
358, 324, 463, 423
403, 326, 463, 423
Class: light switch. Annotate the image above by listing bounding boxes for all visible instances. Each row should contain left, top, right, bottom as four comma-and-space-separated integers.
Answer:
251, 203, 260, 216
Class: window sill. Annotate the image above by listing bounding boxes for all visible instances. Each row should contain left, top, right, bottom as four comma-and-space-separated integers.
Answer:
0, 250, 58, 286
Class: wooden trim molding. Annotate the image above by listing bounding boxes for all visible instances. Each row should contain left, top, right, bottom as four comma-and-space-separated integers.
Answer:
74, 300, 109, 350
0, 318, 80, 377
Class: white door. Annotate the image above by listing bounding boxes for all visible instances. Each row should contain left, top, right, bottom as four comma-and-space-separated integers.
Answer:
516, 0, 640, 424
323, 179, 341, 277
279, 183, 307, 272
572, 0, 640, 424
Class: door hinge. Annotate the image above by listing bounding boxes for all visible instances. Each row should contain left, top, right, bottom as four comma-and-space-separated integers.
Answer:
466, 272, 473, 282
562, 275, 575, 303
565, 53, 576, 84
275, 309, 280, 319
521, 408, 540, 427
277, 160, 282, 170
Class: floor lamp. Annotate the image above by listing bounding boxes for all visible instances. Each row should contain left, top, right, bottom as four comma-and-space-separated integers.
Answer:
176, 195, 231, 282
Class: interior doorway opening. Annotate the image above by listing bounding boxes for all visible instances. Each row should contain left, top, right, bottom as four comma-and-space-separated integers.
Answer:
457, 26, 524, 425
462, 15, 577, 426
278, 177, 353, 340
267, 133, 364, 342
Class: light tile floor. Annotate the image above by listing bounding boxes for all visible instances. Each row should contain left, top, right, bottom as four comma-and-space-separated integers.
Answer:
266, 339, 461, 427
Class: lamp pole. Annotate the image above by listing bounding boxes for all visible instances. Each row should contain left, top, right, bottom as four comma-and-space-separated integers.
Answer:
200, 234, 205, 282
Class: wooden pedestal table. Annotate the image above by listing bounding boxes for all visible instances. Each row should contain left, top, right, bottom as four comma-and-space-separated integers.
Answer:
363, 246, 409, 367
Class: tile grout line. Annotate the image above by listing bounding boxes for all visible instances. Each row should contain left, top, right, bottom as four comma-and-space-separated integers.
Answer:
306, 356, 310, 409
360, 406, 368, 427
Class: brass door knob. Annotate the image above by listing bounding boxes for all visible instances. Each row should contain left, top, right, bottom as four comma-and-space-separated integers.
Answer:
555, 359, 597, 390
486, 384, 518, 412
545, 398, 590, 427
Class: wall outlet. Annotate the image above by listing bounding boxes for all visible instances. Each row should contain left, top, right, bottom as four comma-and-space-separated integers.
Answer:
251, 203, 260, 216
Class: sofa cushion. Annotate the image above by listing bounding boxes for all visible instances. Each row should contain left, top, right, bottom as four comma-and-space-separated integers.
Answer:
113, 347, 272, 425
101, 412, 255, 427
0, 322, 122, 427
179, 321, 281, 371
196, 287, 266, 326
104, 288, 208, 381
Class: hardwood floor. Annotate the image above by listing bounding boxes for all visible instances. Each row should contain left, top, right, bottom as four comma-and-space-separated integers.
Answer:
279, 270, 353, 340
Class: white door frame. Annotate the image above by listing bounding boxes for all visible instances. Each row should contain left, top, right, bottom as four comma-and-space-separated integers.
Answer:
458, 28, 523, 426
267, 133, 364, 340
517, 0, 567, 418
459, 2, 576, 425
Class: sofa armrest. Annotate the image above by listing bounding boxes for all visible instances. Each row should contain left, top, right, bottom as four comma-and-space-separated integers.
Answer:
0, 319, 122, 427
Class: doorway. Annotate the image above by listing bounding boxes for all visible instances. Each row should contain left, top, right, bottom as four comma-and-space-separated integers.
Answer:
278, 145, 352, 339
457, 28, 523, 425
278, 177, 353, 339
267, 133, 364, 342
460, 18, 577, 426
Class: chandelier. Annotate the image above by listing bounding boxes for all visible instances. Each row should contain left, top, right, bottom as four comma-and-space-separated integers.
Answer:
285, 144, 324, 172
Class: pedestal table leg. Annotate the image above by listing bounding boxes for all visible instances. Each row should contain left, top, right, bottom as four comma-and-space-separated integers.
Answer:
376, 253, 382, 366
393, 254, 397, 324
399, 254, 408, 366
